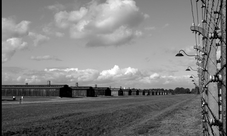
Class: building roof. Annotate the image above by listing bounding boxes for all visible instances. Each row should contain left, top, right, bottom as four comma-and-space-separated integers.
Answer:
2, 85, 64, 89
94, 87, 110, 91
70, 86, 93, 90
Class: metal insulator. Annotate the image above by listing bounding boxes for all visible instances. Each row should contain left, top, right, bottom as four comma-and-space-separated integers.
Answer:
215, 26, 220, 30
212, 75, 216, 81
214, 11, 220, 14
210, 118, 215, 126
216, 43, 220, 46
209, 75, 213, 81
218, 74, 222, 81
202, 102, 206, 107
209, 33, 215, 39
201, 103, 204, 107
212, 75, 216, 82
214, 30, 221, 39
196, 62, 202, 67
203, 127, 208, 133
194, 47, 197, 50
194, 45, 199, 50
202, 114, 204, 117
202, 52, 207, 56
195, 55, 199, 60
202, 20, 207, 23
215, 75, 219, 82
202, 36, 207, 40
202, 110, 207, 115
201, 4, 205, 8
209, 118, 223, 127
210, 75, 222, 82
205, 89, 208, 94
217, 59, 221, 63
218, 101, 222, 105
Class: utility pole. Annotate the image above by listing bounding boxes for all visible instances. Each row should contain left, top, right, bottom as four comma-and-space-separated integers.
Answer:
207, 28, 219, 136
204, 0, 219, 135
221, 0, 226, 135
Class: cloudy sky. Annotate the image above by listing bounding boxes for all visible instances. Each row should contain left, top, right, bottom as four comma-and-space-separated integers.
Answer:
2, 0, 200, 89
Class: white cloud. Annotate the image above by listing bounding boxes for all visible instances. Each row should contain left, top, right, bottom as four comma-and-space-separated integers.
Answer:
55, 11, 71, 28
139, 74, 191, 87
124, 67, 138, 75
185, 45, 196, 55
86, 26, 140, 47
55, 32, 65, 37
162, 23, 169, 29
16, 76, 23, 82
2, 66, 194, 89
31, 55, 62, 61
2, 18, 30, 63
43, 67, 100, 83
25, 75, 41, 84
54, 0, 148, 47
28, 32, 50, 46
2, 18, 30, 40
100, 65, 120, 76
134, 30, 143, 37
144, 26, 156, 31
42, 23, 65, 37
44, 68, 78, 72
144, 14, 150, 19
47, 3, 65, 12
149, 73, 160, 79
54, 7, 88, 28
97, 65, 142, 83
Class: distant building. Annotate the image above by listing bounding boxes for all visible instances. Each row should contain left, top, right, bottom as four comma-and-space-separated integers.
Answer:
62, 85, 95, 97
2, 85, 64, 96
94, 87, 111, 96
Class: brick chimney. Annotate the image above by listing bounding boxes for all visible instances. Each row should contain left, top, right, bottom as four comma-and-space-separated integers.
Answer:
48, 80, 51, 86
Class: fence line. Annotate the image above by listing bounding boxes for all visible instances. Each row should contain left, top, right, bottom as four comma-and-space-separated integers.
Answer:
190, 0, 226, 135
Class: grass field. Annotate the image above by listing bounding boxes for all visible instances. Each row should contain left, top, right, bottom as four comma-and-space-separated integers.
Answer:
2, 94, 202, 136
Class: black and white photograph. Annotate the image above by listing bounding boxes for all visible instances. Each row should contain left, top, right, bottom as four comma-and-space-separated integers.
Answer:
2, 0, 226, 135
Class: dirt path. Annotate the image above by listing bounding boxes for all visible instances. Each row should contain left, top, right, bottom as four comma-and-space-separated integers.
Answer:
147, 94, 202, 136
108, 95, 202, 136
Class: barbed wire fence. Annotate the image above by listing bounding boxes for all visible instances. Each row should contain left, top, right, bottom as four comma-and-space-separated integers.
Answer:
190, 0, 226, 135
